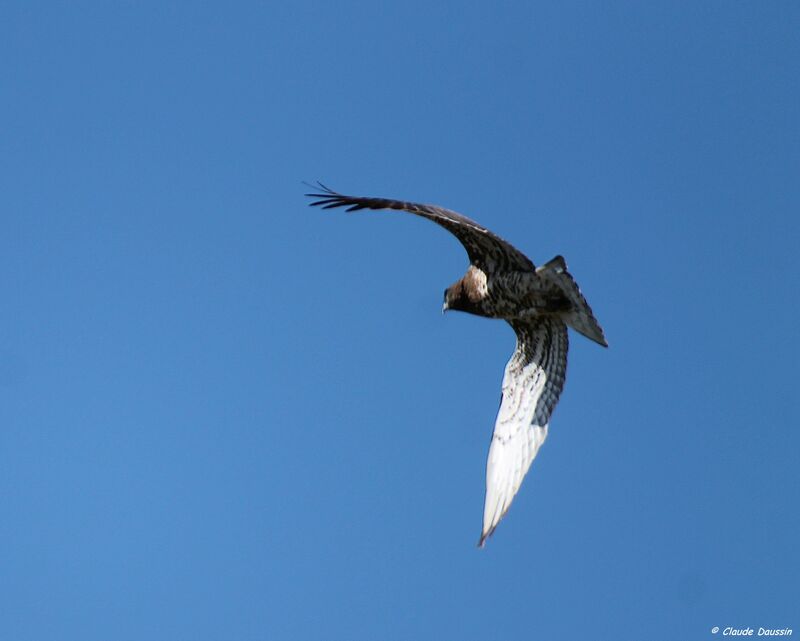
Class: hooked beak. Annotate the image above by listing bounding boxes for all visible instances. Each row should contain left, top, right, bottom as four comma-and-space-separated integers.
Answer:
442, 301, 449, 314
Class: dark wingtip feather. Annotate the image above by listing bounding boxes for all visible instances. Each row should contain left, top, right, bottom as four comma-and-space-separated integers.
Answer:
303, 182, 370, 213
302, 180, 336, 194
304, 181, 349, 209
478, 526, 494, 548
303, 181, 342, 207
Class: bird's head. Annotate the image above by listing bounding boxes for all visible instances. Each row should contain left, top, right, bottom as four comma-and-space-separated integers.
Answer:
442, 279, 481, 315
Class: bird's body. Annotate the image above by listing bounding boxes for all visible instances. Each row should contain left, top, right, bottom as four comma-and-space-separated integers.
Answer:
447, 267, 567, 319
306, 184, 607, 546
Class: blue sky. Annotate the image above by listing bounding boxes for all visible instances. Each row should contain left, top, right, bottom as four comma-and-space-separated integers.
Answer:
1, 2, 798, 640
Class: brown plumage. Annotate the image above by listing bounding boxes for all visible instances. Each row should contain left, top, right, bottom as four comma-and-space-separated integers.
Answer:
306, 183, 607, 545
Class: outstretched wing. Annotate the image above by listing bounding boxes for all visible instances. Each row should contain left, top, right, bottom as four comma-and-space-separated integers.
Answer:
480, 316, 568, 546
306, 183, 534, 273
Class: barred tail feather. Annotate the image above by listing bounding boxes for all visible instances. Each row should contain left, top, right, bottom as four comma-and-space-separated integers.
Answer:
537, 256, 608, 347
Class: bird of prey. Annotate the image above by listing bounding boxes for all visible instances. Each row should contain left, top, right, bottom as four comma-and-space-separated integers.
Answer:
306, 184, 607, 546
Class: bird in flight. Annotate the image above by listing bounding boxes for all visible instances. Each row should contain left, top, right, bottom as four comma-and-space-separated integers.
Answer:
306, 183, 607, 546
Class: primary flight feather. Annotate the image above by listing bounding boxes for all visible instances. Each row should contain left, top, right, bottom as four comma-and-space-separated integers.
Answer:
306, 183, 607, 546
